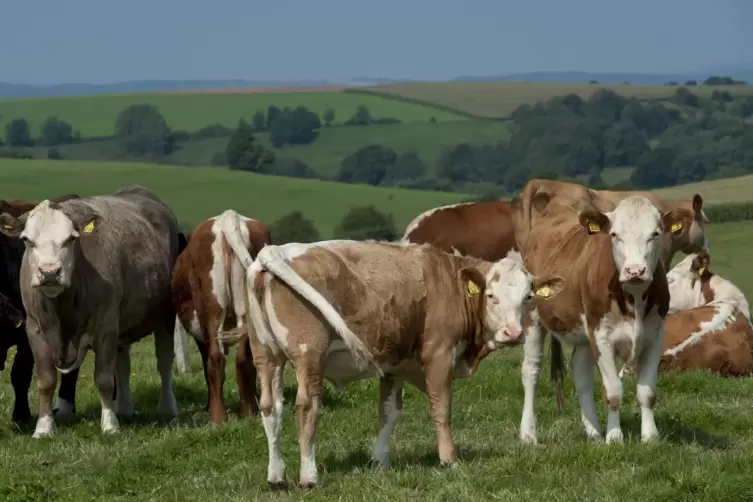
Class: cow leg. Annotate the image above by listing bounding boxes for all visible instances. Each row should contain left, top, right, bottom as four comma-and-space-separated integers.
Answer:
203, 312, 227, 424
295, 360, 323, 488
195, 338, 210, 411
114, 345, 134, 418
154, 330, 179, 417
423, 352, 456, 465
30, 344, 58, 438
93, 334, 120, 434
593, 329, 623, 444
371, 375, 404, 468
236, 334, 259, 417
54, 369, 80, 419
635, 325, 664, 443
258, 357, 287, 489
570, 344, 602, 441
10, 339, 33, 423
519, 314, 545, 445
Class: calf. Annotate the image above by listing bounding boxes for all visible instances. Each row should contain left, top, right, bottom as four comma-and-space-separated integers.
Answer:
659, 304, 753, 375
0, 185, 183, 437
0, 194, 81, 423
235, 240, 563, 488
171, 209, 270, 423
516, 196, 684, 445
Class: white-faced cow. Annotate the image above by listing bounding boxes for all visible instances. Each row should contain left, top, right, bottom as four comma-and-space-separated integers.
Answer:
225, 239, 564, 488
0, 186, 183, 437
515, 196, 686, 445
171, 209, 271, 424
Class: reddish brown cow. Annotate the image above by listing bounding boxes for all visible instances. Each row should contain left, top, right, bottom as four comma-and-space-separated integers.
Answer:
659, 305, 753, 375
171, 209, 270, 423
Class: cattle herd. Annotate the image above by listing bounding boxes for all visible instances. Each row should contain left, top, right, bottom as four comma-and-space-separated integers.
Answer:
0, 179, 751, 489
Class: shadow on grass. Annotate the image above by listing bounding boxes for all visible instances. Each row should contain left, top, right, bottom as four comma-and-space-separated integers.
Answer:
323, 444, 499, 474
621, 414, 738, 450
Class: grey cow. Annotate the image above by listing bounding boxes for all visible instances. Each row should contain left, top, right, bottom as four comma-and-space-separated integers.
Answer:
0, 185, 182, 437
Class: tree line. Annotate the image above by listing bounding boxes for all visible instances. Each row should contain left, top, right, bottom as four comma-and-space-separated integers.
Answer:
270, 204, 398, 244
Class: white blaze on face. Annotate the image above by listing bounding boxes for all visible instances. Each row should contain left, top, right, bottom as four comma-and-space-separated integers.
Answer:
483, 252, 534, 345
666, 254, 703, 313
606, 196, 663, 285
20, 201, 79, 294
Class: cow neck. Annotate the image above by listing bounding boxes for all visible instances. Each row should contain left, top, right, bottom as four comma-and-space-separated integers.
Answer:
608, 263, 668, 319
457, 258, 494, 374
694, 268, 715, 305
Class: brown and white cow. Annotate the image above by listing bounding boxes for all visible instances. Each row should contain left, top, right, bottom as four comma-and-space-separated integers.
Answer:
171, 209, 270, 423
659, 304, 753, 375
225, 239, 564, 488
516, 196, 686, 445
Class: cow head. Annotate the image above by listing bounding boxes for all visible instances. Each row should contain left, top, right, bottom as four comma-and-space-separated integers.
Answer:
666, 252, 712, 313
578, 196, 685, 289
0, 200, 101, 298
670, 194, 708, 255
461, 250, 565, 346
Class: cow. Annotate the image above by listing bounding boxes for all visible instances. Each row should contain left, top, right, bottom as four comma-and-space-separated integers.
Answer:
171, 209, 271, 424
0, 195, 82, 423
0, 185, 183, 437
224, 238, 564, 488
515, 196, 684, 445
403, 179, 708, 411
666, 252, 750, 319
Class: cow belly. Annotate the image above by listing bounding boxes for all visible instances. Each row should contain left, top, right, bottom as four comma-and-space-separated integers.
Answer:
323, 342, 379, 389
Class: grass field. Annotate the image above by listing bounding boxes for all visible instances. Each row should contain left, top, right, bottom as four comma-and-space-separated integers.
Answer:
0, 159, 468, 236
36, 120, 510, 178
354, 82, 753, 118
1, 218, 752, 500
0, 92, 468, 137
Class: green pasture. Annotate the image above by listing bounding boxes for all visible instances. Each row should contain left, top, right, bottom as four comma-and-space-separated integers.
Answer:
0, 92, 467, 137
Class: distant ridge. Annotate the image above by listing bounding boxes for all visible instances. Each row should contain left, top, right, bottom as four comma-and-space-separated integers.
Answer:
2, 64, 751, 99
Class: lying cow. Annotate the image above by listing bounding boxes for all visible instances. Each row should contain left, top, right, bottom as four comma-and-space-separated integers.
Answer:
0, 194, 82, 423
516, 196, 684, 445
0, 186, 183, 437
666, 252, 750, 319
171, 209, 270, 423
232, 240, 564, 488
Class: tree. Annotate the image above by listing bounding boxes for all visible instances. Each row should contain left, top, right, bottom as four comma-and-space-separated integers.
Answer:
346, 105, 373, 125
269, 158, 319, 179
381, 153, 427, 185
266, 105, 281, 129
436, 144, 483, 183
114, 104, 174, 157
5, 118, 33, 146
268, 106, 321, 147
270, 211, 321, 244
336, 145, 398, 185
603, 120, 648, 167
47, 147, 63, 160
323, 108, 336, 126
40, 117, 76, 146
685, 80, 697, 86
630, 145, 679, 188
671, 87, 699, 108
252, 111, 266, 131
225, 119, 275, 172
334, 205, 397, 241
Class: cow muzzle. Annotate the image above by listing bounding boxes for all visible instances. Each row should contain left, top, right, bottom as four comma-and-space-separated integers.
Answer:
621, 264, 650, 284
494, 327, 523, 346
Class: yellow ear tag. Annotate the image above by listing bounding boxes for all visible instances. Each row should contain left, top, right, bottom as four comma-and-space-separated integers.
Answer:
15, 320, 22, 328
4, 225, 13, 230
588, 222, 600, 233
82, 220, 95, 234
535, 286, 552, 299
671, 222, 683, 233
467, 280, 480, 297
698, 267, 705, 276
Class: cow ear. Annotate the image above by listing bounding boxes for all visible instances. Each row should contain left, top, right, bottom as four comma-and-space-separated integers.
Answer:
691, 252, 711, 276
531, 275, 565, 300
0, 213, 24, 238
661, 209, 691, 235
72, 212, 102, 236
692, 193, 703, 214
460, 267, 486, 299
578, 209, 610, 235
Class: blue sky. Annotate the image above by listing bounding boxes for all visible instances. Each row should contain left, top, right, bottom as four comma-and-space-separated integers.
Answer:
2, 0, 751, 84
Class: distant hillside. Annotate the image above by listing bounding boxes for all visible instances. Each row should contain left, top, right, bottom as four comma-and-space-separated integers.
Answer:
451, 67, 753, 85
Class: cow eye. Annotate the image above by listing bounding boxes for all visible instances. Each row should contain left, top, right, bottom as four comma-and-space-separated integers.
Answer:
20, 236, 33, 247
63, 235, 78, 246
609, 231, 618, 239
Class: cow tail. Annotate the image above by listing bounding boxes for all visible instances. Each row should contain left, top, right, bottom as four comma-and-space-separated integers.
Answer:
549, 337, 566, 414
257, 245, 383, 377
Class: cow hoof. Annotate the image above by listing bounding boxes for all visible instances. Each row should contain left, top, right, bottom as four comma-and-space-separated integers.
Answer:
157, 394, 179, 417
53, 398, 76, 419
32, 416, 56, 438
641, 429, 660, 443
605, 429, 624, 444
299, 481, 318, 490
268, 481, 288, 492
519, 431, 538, 445
369, 457, 391, 470
101, 409, 120, 434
